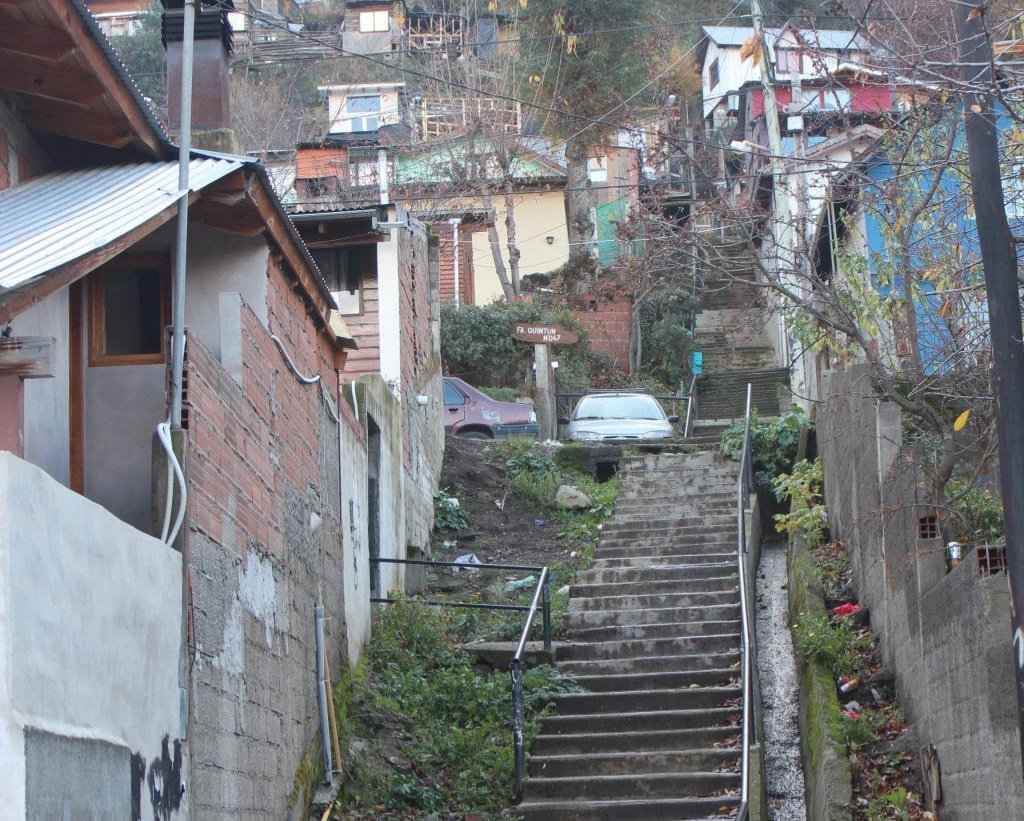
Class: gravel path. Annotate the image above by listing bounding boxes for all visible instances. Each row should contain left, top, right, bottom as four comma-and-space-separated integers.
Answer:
756, 539, 808, 821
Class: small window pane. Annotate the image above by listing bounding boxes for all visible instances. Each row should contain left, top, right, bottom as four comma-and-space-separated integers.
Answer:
103, 268, 163, 356
444, 382, 464, 405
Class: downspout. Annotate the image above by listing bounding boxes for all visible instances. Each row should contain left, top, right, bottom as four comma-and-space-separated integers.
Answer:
449, 217, 462, 308
170, 0, 196, 430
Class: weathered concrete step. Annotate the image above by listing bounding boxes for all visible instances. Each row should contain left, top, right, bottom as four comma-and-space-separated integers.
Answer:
570, 574, 738, 599
521, 770, 738, 801
588, 553, 735, 570
557, 634, 740, 662
601, 517, 737, 535
594, 539, 736, 557
576, 562, 736, 584
599, 524, 736, 541
607, 511, 737, 528
567, 619, 740, 643
562, 603, 739, 629
538, 705, 739, 735
565, 589, 737, 612
552, 686, 739, 716
529, 747, 739, 778
532, 725, 739, 756
613, 497, 734, 514
516, 795, 740, 821
557, 650, 740, 678
571, 667, 739, 693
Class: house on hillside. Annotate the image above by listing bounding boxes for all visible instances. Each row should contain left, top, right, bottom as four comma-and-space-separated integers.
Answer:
0, 2, 442, 819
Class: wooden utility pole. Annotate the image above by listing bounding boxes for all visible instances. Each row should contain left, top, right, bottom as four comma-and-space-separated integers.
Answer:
955, 4, 1024, 776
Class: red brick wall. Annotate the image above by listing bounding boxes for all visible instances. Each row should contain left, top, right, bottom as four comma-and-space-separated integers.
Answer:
573, 297, 631, 373
433, 221, 477, 305
184, 256, 343, 558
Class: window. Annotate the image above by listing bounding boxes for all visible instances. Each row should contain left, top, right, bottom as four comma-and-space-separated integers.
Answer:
311, 248, 363, 315
88, 254, 170, 366
587, 156, 608, 183
709, 58, 720, 89
443, 381, 464, 405
359, 10, 389, 32
349, 159, 378, 187
345, 95, 382, 131
777, 48, 801, 74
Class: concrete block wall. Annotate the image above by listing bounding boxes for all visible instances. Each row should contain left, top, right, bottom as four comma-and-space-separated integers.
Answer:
818, 365, 1023, 821
182, 255, 357, 821
572, 298, 631, 373
0, 453, 183, 821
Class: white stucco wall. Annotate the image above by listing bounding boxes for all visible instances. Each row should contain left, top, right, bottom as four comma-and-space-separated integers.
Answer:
339, 392, 370, 667
376, 225, 402, 384
14, 290, 70, 486
0, 452, 182, 821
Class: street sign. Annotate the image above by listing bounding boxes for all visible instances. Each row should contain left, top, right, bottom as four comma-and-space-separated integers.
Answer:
510, 323, 579, 345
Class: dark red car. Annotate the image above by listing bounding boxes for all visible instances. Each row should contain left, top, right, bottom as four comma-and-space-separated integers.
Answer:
443, 377, 540, 440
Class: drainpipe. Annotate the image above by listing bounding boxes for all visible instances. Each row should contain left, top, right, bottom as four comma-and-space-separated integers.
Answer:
449, 217, 462, 308
315, 604, 333, 783
170, 0, 196, 430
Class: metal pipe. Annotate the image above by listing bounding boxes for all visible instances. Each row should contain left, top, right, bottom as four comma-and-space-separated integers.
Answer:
170, 0, 196, 430
449, 217, 462, 308
542, 576, 552, 653
737, 384, 754, 812
314, 604, 333, 783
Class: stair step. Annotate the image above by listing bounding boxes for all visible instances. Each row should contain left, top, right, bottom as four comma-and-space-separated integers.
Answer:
567, 619, 740, 643
556, 651, 740, 677
521, 771, 739, 801
570, 575, 738, 598
516, 795, 740, 821
571, 668, 739, 692
532, 725, 740, 756
529, 748, 740, 778
551, 686, 740, 715
557, 635, 741, 662
588, 553, 736, 570
566, 590, 738, 612
562, 604, 739, 629
538, 705, 740, 735
576, 563, 737, 583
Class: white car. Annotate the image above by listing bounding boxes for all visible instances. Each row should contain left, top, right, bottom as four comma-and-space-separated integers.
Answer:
561, 392, 679, 442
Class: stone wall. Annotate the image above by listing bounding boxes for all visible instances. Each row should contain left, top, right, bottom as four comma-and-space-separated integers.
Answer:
818, 365, 1023, 821
182, 255, 356, 821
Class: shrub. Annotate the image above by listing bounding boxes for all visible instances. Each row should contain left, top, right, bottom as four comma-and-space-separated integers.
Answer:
433, 490, 469, 532
773, 458, 828, 545
945, 478, 1004, 544
720, 406, 810, 486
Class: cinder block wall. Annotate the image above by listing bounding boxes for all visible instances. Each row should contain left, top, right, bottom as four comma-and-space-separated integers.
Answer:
819, 365, 1023, 821
183, 255, 354, 821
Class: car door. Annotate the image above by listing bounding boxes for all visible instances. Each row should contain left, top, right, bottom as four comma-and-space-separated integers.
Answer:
443, 380, 466, 432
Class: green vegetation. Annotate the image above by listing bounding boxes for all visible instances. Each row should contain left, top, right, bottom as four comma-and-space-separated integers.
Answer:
330, 599, 580, 817
772, 458, 828, 545
433, 489, 470, 532
793, 609, 872, 680
944, 478, 1004, 544
719, 406, 810, 487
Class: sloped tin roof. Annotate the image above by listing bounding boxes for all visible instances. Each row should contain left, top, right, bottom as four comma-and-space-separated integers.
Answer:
0, 158, 241, 295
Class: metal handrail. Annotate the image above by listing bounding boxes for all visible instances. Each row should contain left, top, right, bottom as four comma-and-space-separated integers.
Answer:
369, 557, 552, 799
736, 383, 754, 819
511, 566, 550, 798
683, 374, 699, 438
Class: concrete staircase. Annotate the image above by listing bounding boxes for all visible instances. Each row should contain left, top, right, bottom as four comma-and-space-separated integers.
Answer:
690, 237, 790, 424
518, 451, 742, 821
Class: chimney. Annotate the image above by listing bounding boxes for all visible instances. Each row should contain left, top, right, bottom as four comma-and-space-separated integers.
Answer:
163, 0, 233, 134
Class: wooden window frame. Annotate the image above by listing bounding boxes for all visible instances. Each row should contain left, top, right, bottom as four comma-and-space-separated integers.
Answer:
88, 252, 171, 367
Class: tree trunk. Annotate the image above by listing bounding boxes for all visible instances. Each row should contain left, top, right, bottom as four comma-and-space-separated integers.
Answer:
564, 135, 596, 294
504, 180, 522, 296
481, 194, 515, 301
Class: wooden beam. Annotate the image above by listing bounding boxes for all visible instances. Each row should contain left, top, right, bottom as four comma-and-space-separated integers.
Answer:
248, 175, 333, 323
0, 200, 191, 324
0, 336, 55, 378
0, 52, 106, 105
200, 169, 248, 206
189, 200, 266, 237
20, 103, 134, 148
35, 0, 165, 158
0, 22, 74, 60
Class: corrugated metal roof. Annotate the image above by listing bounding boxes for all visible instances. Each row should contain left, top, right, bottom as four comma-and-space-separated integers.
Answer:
0, 158, 242, 293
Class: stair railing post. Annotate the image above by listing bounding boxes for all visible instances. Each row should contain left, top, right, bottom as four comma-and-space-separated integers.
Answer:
511, 658, 525, 798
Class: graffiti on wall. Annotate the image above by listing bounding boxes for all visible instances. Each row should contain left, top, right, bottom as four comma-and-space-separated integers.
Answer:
131, 736, 184, 821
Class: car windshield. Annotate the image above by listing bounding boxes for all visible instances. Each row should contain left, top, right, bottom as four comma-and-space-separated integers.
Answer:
573, 395, 664, 421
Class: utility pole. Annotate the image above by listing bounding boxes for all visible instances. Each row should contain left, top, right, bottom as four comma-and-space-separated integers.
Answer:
955, 4, 1024, 777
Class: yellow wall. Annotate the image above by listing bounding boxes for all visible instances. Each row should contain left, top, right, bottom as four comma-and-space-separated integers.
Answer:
469, 189, 568, 304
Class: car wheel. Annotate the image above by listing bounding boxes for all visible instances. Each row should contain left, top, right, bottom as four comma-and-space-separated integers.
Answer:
457, 429, 492, 441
